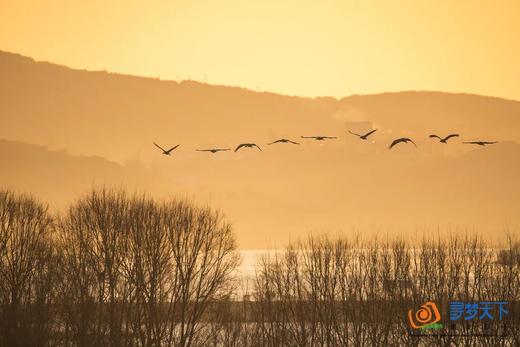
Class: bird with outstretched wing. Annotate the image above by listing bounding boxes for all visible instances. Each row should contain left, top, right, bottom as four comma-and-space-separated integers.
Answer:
463, 141, 497, 146
389, 137, 417, 149
154, 142, 181, 155
235, 143, 262, 152
348, 129, 377, 140
267, 139, 300, 145
429, 134, 459, 143
196, 148, 231, 153
300, 136, 337, 141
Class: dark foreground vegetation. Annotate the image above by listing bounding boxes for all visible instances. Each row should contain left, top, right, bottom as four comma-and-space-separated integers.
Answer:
0, 188, 519, 346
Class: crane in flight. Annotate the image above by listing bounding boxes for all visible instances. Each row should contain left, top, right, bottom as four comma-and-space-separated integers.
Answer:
389, 138, 417, 149
196, 148, 231, 153
429, 134, 459, 143
348, 129, 377, 140
301, 136, 337, 141
235, 143, 262, 152
154, 142, 181, 155
463, 141, 497, 146
267, 139, 300, 145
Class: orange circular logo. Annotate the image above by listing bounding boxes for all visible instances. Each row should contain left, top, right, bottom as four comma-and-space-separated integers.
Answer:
408, 301, 441, 329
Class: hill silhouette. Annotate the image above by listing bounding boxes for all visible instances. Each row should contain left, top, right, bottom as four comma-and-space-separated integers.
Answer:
2, 50, 519, 162
1, 50, 519, 248
0, 139, 159, 208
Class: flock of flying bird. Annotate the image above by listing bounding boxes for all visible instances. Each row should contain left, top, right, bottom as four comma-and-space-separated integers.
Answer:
153, 129, 498, 155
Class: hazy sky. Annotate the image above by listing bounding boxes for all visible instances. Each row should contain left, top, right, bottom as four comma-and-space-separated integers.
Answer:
1, 0, 519, 99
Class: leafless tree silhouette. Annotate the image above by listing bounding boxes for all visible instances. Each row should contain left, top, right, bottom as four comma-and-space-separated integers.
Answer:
0, 190, 56, 347
56, 189, 239, 346
251, 234, 520, 347
1, 188, 519, 346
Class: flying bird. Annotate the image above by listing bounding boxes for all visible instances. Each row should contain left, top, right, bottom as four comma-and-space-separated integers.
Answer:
389, 138, 417, 149
348, 129, 377, 140
300, 136, 337, 141
235, 143, 262, 152
154, 142, 180, 155
429, 134, 459, 143
463, 141, 498, 146
267, 138, 300, 145
196, 148, 231, 153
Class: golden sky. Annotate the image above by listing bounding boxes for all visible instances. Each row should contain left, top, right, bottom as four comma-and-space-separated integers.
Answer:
1, 0, 519, 99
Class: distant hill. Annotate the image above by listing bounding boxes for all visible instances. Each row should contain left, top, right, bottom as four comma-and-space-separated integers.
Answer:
1, 50, 519, 163
1, 50, 519, 248
341, 92, 520, 146
0, 139, 156, 208
0, 50, 338, 163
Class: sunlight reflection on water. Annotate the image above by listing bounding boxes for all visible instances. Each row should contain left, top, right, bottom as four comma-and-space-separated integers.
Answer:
234, 250, 280, 298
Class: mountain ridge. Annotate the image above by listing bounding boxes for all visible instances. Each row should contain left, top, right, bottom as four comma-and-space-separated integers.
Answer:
2, 49, 519, 103
2, 48, 519, 164
2, 49, 520, 247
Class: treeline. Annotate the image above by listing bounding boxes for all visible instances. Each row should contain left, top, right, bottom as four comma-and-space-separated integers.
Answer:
1, 188, 519, 346
0, 189, 238, 346
250, 236, 520, 347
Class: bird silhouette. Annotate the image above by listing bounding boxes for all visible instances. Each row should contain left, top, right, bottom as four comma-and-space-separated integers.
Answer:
196, 148, 231, 153
429, 134, 459, 143
348, 129, 377, 140
463, 141, 498, 146
389, 138, 417, 149
235, 143, 262, 152
300, 136, 337, 141
154, 142, 181, 155
267, 138, 300, 145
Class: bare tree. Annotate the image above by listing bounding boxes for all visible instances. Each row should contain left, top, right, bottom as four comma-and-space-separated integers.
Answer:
161, 199, 239, 347
56, 188, 239, 346
56, 189, 131, 346
0, 190, 56, 347
2, 187, 519, 346
252, 233, 520, 347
